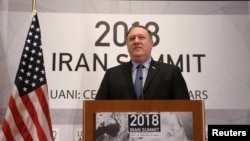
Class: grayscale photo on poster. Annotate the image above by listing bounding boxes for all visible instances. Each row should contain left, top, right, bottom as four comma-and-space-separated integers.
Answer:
95, 112, 193, 141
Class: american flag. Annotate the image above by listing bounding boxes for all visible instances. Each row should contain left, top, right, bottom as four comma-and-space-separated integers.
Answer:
0, 12, 53, 141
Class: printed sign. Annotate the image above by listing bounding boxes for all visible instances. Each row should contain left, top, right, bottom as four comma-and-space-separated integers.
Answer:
95, 112, 193, 140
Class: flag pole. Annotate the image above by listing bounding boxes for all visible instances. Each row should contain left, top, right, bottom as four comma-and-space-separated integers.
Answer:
32, 0, 36, 13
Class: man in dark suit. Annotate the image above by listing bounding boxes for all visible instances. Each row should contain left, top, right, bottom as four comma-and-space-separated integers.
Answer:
95, 25, 190, 100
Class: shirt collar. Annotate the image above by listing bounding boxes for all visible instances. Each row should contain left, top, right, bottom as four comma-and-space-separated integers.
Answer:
132, 58, 151, 70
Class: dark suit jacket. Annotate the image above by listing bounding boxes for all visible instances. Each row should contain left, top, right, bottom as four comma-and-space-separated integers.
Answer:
95, 59, 190, 100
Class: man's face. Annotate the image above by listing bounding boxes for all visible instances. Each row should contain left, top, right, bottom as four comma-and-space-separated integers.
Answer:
126, 27, 153, 63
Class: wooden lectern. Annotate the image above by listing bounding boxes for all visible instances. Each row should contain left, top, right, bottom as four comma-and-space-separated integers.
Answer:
83, 100, 205, 141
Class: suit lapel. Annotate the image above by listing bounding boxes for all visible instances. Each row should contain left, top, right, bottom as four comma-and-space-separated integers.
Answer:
122, 62, 135, 91
144, 60, 159, 90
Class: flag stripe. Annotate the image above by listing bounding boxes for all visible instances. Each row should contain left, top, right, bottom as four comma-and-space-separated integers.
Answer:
9, 94, 33, 140
1, 119, 13, 141
4, 106, 24, 141
12, 88, 38, 140
35, 85, 53, 138
28, 87, 52, 140
1, 99, 24, 141
22, 92, 46, 140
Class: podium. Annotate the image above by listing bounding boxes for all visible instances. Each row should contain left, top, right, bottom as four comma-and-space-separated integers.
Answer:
83, 100, 205, 141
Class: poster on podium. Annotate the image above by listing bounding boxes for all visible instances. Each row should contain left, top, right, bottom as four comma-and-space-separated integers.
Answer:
95, 112, 193, 141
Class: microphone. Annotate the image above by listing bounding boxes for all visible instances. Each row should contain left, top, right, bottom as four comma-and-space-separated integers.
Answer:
139, 76, 144, 99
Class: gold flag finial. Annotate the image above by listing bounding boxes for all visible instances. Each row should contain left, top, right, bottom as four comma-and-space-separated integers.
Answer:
32, 0, 36, 12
